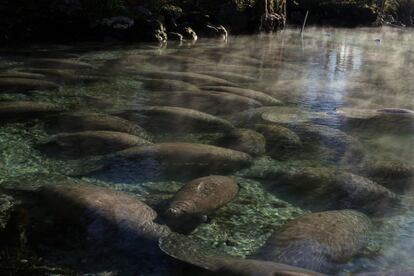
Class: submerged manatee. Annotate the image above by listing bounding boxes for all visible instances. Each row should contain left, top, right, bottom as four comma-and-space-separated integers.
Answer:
246, 166, 400, 215
0, 77, 59, 91
193, 71, 258, 84
119, 106, 234, 133
252, 210, 371, 273
214, 128, 266, 156
166, 175, 238, 226
137, 71, 238, 86
102, 143, 253, 178
140, 78, 201, 91
201, 86, 282, 105
0, 101, 63, 119
38, 131, 151, 157
335, 107, 414, 134
150, 91, 262, 115
24, 58, 94, 70
37, 183, 171, 241
0, 71, 46, 80
20, 68, 103, 84
45, 112, 151, 140
159, 233, 325, 276
254, 124, 302, 159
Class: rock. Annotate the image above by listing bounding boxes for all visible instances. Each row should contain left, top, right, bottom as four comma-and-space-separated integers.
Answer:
24, 58, 94, 70
150, 91, 262, 115
0, 101, 63, 119
103, 143, 253, 178
205, 24, 228, 40
166, 176, 238, 229
119, 106, 234, 133
254, 124, 302, 159
0, 77, 59, 91
252, 210, 371, 273
181, 27, 198, 41
201, 86, 282, 106
247, 166, 400, 215
45, 112, 151, 140
159, 233, 325, 276
38, 131, 151, 157
335, 107, 414, 134
141, 78, 201, 92
37, 183, 171, 241
137, 71, 237, 86
168, 32, 183, 41
214, 128, 266, 156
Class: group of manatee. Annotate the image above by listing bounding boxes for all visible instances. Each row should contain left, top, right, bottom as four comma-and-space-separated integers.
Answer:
1, 47, 414, 275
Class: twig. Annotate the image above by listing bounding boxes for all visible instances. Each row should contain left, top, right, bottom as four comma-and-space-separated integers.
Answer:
301, 10, 309, 35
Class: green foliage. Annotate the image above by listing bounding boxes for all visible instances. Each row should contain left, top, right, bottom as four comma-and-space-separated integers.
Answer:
384, 0, 414, 25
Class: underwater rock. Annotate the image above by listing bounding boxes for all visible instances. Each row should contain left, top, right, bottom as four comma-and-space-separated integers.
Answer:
166, 175, 238, 229
252, 210, 371, 273
24, 58, 94, 70
214, 128, 266, 156
141, 78, 201, 92
119, 106, 234, 133
38, 131, 151, 157
0, 77, 59, 91
137, 71, 237, 86
0, 101, 63, 118
201, 86, 282, 106
45, 112, 151, 140
159, 233, 325, 276
247, 166, 400, 215
335, 107, 414, 134
103, 143, 253, 178
37, 183, 171, 241
150, 91, 262, 115
254, 124, 302, 160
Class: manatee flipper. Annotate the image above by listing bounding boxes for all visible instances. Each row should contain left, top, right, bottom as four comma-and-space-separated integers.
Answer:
159, 233, 226, 271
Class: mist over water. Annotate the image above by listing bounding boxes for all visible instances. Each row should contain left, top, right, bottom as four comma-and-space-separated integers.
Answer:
0, 27, 413, 274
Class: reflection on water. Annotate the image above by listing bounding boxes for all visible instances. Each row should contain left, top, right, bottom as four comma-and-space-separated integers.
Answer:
0, 27, 413, 275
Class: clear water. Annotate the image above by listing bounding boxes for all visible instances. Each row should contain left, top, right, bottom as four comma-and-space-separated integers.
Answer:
0, 27, 413, 275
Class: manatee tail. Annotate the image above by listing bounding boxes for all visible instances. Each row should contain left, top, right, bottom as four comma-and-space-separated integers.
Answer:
159, 233, 227, 272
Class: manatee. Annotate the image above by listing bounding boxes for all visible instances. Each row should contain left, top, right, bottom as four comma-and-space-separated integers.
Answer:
166, 176, 238, 227
38, 131, 151, 157
24, 58, 94, 70
252, 210, 371, 273
193, 71, 258, 84
0, 77, 59, 91
214, 128, 266, 156
357, 160, 414, 192
19, 68, 102, 84
201, 86, 282, 105
102, 143, 253, 178
159, 233, 325, 276
0, 101, 63, 118
137, 71, 238, 86
150, 91, 262, 115
246, 166, 400, 215
335, 107, 414, 134
45, 112, 151, 140
226, 107, 330, 128
254, 124, 302, 159
119, 106, 234, 133
37, 183, 171, 241
0, 71, 46, 80
141, 78, 201, 91
290, 124, 365, 163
